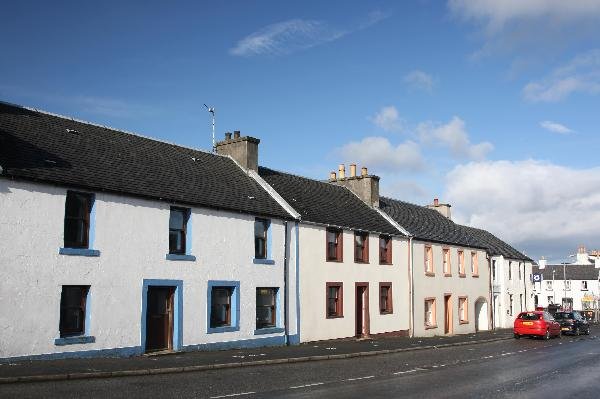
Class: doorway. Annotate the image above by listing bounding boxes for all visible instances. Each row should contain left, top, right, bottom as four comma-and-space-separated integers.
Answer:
145, 286, 174, 352
444, 294, 453, 334
355, 283, 370, 338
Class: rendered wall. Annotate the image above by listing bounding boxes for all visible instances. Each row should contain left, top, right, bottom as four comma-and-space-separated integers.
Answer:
298, 224, 410, 342
0, 179, 293, 360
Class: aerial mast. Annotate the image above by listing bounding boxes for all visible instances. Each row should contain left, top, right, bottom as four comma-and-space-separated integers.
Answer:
204, 104, 216, 152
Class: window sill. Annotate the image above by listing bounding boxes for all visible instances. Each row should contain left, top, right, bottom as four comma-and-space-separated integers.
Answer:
444, 273, 452, 277
425, 324, 437, 330
326, 259, 344, 263
207, 326, 240, 334
166, 254, 196, 261
459, 273, 466, 278
379, 262, 393, 266
59, 248, 100, 257
472, 274, 479, 278
253, 258, 275, 265
425, 272, 435, 277
326, 315, 344, 319
54, 335, 96, 346
459, 320, 469, 325
380, 311, 393, 315
354, 260, 370, 264
254, 327, 285, 335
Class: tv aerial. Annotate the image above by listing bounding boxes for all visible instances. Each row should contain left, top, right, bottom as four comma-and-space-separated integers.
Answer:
204, 104, 216, 152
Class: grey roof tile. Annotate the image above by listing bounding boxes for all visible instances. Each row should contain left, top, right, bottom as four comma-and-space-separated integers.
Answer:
461, 225, 532, 262
533, 264, 600, 280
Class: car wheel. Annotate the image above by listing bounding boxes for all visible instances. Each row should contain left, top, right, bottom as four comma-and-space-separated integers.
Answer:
544, 330, 550, 340
575, 327, 580, 336
514, 333, 520, 339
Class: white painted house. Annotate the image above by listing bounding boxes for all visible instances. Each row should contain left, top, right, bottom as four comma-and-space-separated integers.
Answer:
0, 102, 299, 361
259, 165, 410, 342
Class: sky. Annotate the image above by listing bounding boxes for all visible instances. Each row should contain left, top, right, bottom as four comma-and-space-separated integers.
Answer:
2, 1, 600, 262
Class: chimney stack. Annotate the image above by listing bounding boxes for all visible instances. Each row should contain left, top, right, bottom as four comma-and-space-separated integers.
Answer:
427, 198, 451, 219
538, 257, 547, 269
329, 163, 380, 208
215, 130, 260, 171
361, 167, 368, 176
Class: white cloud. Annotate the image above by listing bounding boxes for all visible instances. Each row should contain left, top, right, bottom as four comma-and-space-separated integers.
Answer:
371, 106, 403, 133
403, 70, 435, 92
448, 0, 600, 35
337, 137, 424, 172
230, 11, 390, 57
540, 120, 574, 135
523, 49, 600, 102
445, 160, 600, 259
418, 116, 493, 160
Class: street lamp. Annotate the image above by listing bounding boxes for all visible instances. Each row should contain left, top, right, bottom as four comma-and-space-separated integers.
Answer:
552, 269, 556, 304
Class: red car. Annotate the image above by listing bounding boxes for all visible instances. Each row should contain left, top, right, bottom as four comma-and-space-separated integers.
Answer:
514, 311, 561, 339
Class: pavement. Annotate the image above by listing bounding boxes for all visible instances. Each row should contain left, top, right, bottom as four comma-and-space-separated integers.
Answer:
0, 329, 513, 384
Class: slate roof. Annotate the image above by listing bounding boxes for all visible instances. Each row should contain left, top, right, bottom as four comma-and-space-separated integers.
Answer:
0, 101, 291, 219
461, 226, 532, 262
379, 197, 485, 248
533, 264, 600, 281
258, 167, 403, 235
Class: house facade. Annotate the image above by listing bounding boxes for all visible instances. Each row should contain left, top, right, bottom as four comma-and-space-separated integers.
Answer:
259, 166, 410, 342
0, 102, 298, 361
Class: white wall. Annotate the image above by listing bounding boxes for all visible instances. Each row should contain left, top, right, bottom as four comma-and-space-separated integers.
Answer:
412, 241, 490, 337
492, 257, 534, 328
0, 179, 293, 359
298, 224, 410, 342
533, 275, 600, 311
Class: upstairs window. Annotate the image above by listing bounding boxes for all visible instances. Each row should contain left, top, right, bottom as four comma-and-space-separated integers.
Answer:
210, 287, 233, 328
64, 191, 93, 249
443, 248, 451, 275
169, 207, 189, 255
326, 228, 343, 262
565, 280, 571, 291
59, 285, 90, 337
471, 252, 479, 276
379, 235, 392, 264
425, 245, 434, 275
379, 283, 393, 314
546, 280, 553, 291
518, 263, 522, 280
254, 218, 270, 259
354, 231, 369, 263
458, 250, 465, 276
582, 281, 588, 290
256, 288, 277, 329
508, 261, 512, 280
326, 282, 343, 318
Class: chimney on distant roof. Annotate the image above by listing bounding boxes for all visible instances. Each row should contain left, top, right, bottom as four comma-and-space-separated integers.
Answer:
329, 163, 380, 208
538, 256, 547, 269
215, 130, 260, 171
427, 198, 451, 219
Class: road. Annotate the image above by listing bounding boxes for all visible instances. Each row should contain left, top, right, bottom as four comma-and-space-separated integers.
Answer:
2, 333, 599, 398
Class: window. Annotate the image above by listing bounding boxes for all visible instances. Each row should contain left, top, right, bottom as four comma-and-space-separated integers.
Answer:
256, 288, 277, 329
254, 218, 270, 259
326, 228, 343, 262
169, 207, 189, 255
326, 282, 343, 318
59, 286, 89, 337
565, 280, 571, 291
548, 296, 554, 304
471, 252, 479, 276
458, 250, 465, 276
425, 245, 434, 275
509, 294, 513, 316
379, 283, 393, 314
425, 298, 436, 328
508, 261, 512, 280
458, 296, 468, 323
354, 231, 369, 263
210, 287, 233, 328
492, 259, 497, 281
64, 191, 93, 249
520, 294, 523, 312
546, 280, 553, 290
518, 263, 522, 280
582, 281, 588, 290
443, 248, 451, 275
379, 235, 392, 264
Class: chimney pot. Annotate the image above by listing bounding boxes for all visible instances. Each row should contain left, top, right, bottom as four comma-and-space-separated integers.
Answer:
361, 167, 368, 176
434, 198, 439, 206
225, 132, 232, 140
330, 171, 337, 181
338, 164, 345, 179
350, 164, 356, 177
233, 130, 241, 139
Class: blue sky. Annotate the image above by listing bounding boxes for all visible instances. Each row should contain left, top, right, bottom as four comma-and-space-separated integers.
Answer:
2, 1, 600, 261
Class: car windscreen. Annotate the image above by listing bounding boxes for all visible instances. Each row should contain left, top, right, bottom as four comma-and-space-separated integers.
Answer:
519, 313, 541, 320
554, 313, 573, 320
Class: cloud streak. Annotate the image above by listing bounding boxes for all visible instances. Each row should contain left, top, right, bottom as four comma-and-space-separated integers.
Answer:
540, 120, 574, 134
403, 70, 436, 92
336, 137, 425, 172
371, 106, 403, 133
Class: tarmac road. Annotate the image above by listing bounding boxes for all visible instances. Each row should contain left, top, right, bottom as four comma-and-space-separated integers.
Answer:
1, 332, 599, 398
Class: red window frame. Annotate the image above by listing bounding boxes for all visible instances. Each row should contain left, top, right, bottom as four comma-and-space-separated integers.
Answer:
354, 231, 369, 263
379, 235, 392, 265
326, 282, 343, 318
379, 282, 393, 314
326, 228, 343, 262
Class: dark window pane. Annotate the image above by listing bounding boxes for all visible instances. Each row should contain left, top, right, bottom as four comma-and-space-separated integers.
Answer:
168, 208, 187, 254
256, 288, 276, 329
211, 287, 232, 328
169, 209, 184, 230
254, 219, 268, 259
64, 192, 91, 248
169, 230, 184, 254
59, 286, 88, 337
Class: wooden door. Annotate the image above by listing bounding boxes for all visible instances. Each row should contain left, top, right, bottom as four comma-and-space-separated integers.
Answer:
355, 283, 370, 338
444, 294, 453, 334
146, 286, 174, 352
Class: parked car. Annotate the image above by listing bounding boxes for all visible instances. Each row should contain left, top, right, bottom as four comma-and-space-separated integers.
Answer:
553, 311, 590, 336
514, 311, 561, 340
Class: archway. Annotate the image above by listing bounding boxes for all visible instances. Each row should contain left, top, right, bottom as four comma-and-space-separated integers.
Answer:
475, 297, 489, 332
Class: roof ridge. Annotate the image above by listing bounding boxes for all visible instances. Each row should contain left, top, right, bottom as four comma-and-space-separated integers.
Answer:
0, 99, 223, 158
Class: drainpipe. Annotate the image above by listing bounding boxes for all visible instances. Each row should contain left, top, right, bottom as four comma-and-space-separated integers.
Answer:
283, 221, 289, 345
523, 262, 527, 311
409, 236, 414, 337
488, 253, 494, 330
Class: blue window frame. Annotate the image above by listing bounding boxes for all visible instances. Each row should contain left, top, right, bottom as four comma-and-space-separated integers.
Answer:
207, 281, 240, 333
59, 190, 100, 257
253, 218, 274, 265
166, 207, 195, 261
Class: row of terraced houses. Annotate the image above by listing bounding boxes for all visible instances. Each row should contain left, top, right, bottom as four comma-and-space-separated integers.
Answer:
0, 101, 534, 361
